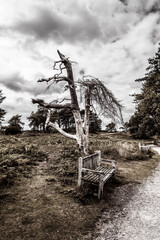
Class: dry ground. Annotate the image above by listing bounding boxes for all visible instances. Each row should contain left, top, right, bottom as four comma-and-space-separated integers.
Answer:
0, 133, 159, 240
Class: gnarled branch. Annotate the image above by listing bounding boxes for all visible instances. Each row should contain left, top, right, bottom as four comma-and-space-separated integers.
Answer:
38, 76, 68, 83
58, 98, 71, 103
32, 99, 72, 109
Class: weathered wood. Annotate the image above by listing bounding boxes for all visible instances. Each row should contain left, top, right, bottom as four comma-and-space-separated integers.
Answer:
78, 157, 83, 187
101, 158, 116, 168
78, 151, 116, 199
138, 142, 152, 152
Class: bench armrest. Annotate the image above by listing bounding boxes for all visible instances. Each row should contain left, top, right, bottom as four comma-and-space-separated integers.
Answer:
82, 168, 105, 175
101, 158, 116, 168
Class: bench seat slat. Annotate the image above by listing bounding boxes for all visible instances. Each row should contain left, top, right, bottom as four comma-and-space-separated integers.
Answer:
83, 174, 99, 183
82, 166, 115, 183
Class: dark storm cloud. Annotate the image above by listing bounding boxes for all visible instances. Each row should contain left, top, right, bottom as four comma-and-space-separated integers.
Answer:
0, 72, 66, 96
0, 73, 25, 92
119, 0, 128, 6
119, 0, 160, 11
140, 2, 160, 16
14, 7, 101, 43
1, 1, 159, 46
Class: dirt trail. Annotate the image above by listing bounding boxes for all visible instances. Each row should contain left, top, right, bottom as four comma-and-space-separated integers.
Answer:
94, 146, 160, 240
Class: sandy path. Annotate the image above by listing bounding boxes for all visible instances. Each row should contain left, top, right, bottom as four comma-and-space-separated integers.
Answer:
95, 146, 160, 240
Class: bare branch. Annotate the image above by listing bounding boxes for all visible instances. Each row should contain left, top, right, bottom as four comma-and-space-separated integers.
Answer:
54, 62, 66, 78
49, 98, 71, 104
78, 75, 124, 123
47, 122, 77, 140
57, 50, 68, 62
52, 56, 68, 78
38, 77, 54, 83
32, 98, 72, 109
38, 76, 68, 83
53, 60, 63, 70
45, 109, 51, 129
45, 109, 77, 140
59, 98, 71, 103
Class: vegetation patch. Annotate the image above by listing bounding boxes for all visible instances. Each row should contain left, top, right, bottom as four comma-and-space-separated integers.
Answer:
0, 135, 47, 187
0, 133, 159, 240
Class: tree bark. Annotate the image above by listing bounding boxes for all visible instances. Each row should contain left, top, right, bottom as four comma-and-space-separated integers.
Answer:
57, 50, 88, 155
83, 87, 91, 154
32, 99, 71, 109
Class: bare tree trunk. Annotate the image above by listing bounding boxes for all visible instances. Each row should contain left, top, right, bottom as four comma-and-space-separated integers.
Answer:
72, 110, 88, 155
83, 87, 91, 154
57, 51, 88, 155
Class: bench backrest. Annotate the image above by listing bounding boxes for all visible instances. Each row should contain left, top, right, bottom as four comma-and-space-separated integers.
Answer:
80, 151, 101, 170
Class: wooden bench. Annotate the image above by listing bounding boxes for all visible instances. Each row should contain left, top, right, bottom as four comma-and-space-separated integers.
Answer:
78, 151, 116, 199
138, 143, 152, 152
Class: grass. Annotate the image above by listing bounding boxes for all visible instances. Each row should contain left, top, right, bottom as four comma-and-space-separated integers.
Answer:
0, 132, 159, 240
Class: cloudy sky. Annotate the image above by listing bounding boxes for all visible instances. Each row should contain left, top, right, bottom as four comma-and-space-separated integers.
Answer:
0, 0, 160, 129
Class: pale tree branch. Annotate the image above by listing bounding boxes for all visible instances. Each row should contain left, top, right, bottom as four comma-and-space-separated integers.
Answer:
48, 122, 77, 140
45, 109, 51, 129
49, 98, 71, 104
44, 109, 77, 140
57, 50, 68, 62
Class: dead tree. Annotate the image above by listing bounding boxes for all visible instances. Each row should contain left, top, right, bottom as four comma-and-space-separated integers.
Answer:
32, 50, 123, 155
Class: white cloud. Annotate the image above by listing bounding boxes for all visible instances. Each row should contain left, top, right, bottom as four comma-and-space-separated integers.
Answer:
0, 0, 159, 129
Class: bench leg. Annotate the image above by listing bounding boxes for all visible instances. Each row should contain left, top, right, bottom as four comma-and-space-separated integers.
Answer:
78, 157, 82, 187
98, 181, 104, 200
78, 173, 82, 187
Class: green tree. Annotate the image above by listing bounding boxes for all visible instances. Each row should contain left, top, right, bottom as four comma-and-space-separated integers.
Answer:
0, 90, 6, 126
129, 44, 160, 138
5, 114, 24, 135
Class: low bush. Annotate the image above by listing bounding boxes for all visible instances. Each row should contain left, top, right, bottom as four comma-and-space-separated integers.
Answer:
5, 125, 22, 135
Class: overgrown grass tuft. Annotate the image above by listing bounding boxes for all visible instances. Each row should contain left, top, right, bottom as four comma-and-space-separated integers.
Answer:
0, 135, 48, 186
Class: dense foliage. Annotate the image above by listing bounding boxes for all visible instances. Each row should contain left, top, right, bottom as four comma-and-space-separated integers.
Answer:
105, 122, 117, 133
5, 115, 24, 135
27, 107, 48, 132
28, 108, 102, 133
129, 44, 160, 138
